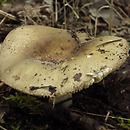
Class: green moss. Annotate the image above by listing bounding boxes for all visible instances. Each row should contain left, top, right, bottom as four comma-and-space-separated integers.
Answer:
116, 117, 130, 130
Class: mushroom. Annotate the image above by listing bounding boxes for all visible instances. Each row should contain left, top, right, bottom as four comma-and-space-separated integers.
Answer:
0, 25, 129, 107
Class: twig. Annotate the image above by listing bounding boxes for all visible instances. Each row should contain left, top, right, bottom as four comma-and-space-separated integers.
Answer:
65, 3, 79, 19
81, 2, 93, 9
105, 0, 130, 24
0, 10, 17, 21
94, 0, 130, 36
71, 109, 130, 122
109, 0, 114, 35
105, 111, 111, 122
94, 5, 110, 37
63, 0, 67, 29
0, 17, 7, 25
55, 0, 58, 22
0, 125, 7, 130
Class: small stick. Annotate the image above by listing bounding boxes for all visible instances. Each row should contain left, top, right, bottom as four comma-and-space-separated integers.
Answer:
0, 125, 7, 130
0, 16, 6, 25
0, 10, 17, 21
105, 111, 111, 122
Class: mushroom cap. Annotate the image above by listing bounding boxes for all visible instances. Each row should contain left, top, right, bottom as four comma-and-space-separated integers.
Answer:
0, 25, 129, 98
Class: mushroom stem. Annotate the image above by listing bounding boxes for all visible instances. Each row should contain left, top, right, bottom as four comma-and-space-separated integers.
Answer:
50, 94, 72, 108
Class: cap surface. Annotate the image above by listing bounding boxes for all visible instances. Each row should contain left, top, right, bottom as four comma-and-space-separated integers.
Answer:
0, 25, 129, 98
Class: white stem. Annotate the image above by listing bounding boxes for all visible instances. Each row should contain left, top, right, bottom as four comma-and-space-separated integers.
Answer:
49, 94, 72, 108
